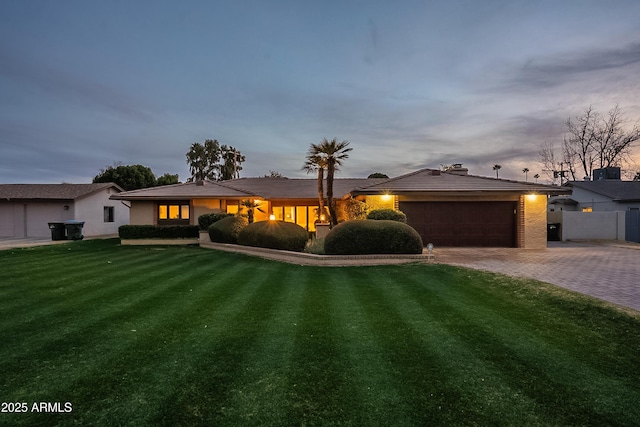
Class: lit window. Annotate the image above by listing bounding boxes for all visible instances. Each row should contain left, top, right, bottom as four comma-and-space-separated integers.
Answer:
158, 203, 190, 223
582, 207, 593, 212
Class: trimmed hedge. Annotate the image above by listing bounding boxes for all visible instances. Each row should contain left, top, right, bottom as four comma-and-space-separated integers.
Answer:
118, 225, 199, 239
198, 212, 233, 230
367, 208, 407, 223
238, 220, 308, 252
324, 220, 423, 255
208, 215, 248, 244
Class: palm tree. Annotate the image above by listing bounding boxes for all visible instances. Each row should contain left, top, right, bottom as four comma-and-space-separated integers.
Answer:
240, 199, 263, 223
303, 149, 328, 222
534, 173, 540, 183
522, 167, 530, 182
493, 164, 502, 178
303, 138, 352, 226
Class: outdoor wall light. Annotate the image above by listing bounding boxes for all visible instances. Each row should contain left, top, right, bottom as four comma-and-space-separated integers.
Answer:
526, 194, 538, 201
269, 214, 276, 221
63, 205, 69, 210
381, 194, 392, 201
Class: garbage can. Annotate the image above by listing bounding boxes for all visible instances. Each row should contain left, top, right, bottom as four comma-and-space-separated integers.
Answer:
547, 223, 561, 241
64, 220, 85, 240
48, 222, 67, 241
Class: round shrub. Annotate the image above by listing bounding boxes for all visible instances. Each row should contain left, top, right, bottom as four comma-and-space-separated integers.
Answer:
238, 220, 309, 252
324, 220, 423, 255
208, 215, 247, 244
198, 212, 233, 230
366, 208, 407, 223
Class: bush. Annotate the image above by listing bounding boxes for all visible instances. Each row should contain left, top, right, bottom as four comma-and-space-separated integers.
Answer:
238, 220, 308, 252
208, 215, 247, 244
304, 238, 325, 255
366, 208, 407, 223
118, 225, 199, 239
324, 220, 423, 255
198, 212, 233, 230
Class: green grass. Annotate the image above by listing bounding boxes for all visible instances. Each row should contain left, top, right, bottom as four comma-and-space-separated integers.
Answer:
1, 239, 639, 426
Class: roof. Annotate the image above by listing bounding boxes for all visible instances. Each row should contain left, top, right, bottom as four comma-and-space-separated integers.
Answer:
111, 169, 570, 202
0, 183, 122, 201
110, 180, 254, 200
567, 180, 640, 202
352, 168, 571, 195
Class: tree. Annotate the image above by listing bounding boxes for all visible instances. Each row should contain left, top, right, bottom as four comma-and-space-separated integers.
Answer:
240, 199, 264, 224
303, 138, 352, 226
303, 150, 328, 223
533, 173, 540, 183
186, 140, 245, 181
367, 172, 389, 178
186, 139, 221, 181
93, 163, 157, 190
493, 164, 502, 178
264, 170, 285, 178
522, 168, 530, 182
563, 105, 640, 180
219, 145, 245, 180
156, 173, 179, 186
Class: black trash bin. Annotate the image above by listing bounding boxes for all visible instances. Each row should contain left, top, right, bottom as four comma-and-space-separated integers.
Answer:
64, 220, 85, 240
547, 223, 561, 241
48, 222, 67, 241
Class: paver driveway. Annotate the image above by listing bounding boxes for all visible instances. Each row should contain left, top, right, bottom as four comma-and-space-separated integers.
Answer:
436, 241, 640, 313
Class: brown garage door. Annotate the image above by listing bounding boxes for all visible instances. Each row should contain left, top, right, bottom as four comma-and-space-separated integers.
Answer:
399, 201, 517, 247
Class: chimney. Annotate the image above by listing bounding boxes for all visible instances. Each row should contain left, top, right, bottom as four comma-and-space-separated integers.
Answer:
448, 164, 468, 175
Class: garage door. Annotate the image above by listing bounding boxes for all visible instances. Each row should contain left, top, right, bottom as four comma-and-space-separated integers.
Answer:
399, 201, 517, 247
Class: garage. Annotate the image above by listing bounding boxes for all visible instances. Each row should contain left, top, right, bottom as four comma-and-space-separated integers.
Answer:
399, 201, 517, 247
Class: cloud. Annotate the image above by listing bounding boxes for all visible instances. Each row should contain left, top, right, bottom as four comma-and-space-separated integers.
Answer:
506, 42, 640, 91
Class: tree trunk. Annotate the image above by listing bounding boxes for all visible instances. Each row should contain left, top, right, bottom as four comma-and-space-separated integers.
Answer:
327, 160, 338, 226
317, 168, 326, 222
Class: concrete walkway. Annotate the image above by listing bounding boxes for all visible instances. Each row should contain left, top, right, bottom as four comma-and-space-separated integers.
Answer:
435, 241, 640, 313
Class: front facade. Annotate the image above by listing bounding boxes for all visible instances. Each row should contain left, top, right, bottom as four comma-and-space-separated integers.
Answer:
112, 168, 569, 249
0, 183, 128, 238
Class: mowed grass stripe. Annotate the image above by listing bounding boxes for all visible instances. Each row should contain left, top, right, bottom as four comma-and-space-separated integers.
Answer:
145, 261, 296, 426
3, 251, 270, 426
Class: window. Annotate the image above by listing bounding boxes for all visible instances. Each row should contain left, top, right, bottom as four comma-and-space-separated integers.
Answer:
158, 203, 190, 224
104, 206, 115, 223
582, 207, 593, 212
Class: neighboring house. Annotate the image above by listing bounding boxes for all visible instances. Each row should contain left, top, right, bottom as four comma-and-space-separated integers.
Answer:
563, 180, 640, 212
546, 168, 640, 242
0, 183, 128, 238
112, 166, 569, 248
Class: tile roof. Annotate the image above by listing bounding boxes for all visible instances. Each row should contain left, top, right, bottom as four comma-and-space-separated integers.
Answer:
352, 168, 571, 195
221, 177, 387, 199
567, 180, 640, 201
110, 180, 254, 200
0, 183, 121, 200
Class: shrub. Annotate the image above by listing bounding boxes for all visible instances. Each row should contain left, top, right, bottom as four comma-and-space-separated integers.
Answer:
367, 208, 407, 223
238, 220, 308, 252
208, 215, 248, 244
324, 220, 423, 255
304, 238, 325, 255
118, 225, 199, 239
198, 212, 233, 230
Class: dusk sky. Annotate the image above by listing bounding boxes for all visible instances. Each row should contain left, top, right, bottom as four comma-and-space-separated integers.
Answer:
2, 0, 640, 184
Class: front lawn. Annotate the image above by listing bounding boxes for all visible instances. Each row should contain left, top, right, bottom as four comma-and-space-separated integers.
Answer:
1, 240, 639, 426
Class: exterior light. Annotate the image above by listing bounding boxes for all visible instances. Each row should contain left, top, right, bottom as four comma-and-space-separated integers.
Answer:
320, 214, 326, 222
381, 194, 392, 201
426, 243, 435, 262
526, 194, 538, 201
269, 214, 276, 221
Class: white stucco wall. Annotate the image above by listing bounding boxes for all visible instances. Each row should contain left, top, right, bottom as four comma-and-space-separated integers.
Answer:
560, 211, 625, 241
75, 187, 129, 236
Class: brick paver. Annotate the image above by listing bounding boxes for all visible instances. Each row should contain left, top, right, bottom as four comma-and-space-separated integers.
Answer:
435, 241, 640, 313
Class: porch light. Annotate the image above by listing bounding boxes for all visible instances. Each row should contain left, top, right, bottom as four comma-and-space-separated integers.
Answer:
526, 194, 538, 201
269, 214, 276, 221
320, 214, 326, 222
381, 194, 392, 201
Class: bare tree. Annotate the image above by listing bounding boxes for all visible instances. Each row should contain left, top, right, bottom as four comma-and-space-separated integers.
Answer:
563, 105, 640, 179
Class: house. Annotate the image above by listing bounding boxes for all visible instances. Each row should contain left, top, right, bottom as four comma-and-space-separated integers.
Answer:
0, 183, 129, 238
111, 167, 570, 248
546, 167, 640, 242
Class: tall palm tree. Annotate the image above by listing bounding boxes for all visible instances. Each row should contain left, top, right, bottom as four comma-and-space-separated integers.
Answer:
522, 167, 530, 182
303, 149, 327, 222
303, 138, 352, 226
493, 164, 502, 178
